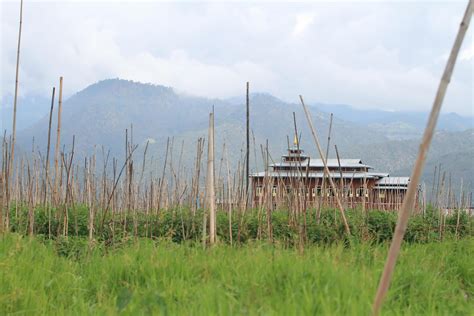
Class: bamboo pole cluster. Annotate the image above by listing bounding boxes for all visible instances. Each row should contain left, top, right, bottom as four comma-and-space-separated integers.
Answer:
0, 1, 471, 314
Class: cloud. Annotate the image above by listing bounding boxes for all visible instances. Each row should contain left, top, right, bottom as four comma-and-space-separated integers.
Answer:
115, 50, 279, 98
0, 1, 472, 115
460, 42, 473, 61
292, 13, 315, 37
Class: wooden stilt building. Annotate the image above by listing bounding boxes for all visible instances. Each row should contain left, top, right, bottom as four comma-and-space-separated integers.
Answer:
250, 139, 420, 211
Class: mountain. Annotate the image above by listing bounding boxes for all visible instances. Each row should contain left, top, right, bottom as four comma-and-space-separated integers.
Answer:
338, 129, 474, 197
314, 103, 473, 140
14, 79, 474, 195
17, 79, 388, 166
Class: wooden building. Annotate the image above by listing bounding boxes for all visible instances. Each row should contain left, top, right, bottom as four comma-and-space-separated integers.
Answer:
250, 143, 418, 211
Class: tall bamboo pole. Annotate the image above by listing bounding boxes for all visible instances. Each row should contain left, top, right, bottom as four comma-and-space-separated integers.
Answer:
372, 2, 472, 314
207, 111, 216, 245
6, 0, 24, 232
9, 0, 23, 174
225, 144, 233, 245
246, 82, 250, 195
54, 77, 64, 204
45, 87, 55, 237
44, 87, 55, 205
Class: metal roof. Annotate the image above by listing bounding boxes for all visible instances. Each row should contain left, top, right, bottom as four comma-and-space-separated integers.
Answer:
373, 186, 408, 190
375, 177, 410, 185
250, 171, 387, 179
271, 158, 372, 169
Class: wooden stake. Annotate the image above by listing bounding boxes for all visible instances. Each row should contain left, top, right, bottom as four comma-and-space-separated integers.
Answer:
372, 2, 472, 314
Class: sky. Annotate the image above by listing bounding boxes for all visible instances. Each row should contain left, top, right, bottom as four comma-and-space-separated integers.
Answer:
0, 0, 473, 115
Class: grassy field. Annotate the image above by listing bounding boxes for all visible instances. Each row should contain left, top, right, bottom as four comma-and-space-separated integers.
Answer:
1, 234, 473, 315
8, 206, 473, 246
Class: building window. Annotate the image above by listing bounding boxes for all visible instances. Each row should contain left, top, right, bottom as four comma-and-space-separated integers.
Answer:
356, 187, 368, 197
272, 186, 277, 197
315, 186, 323, 197
378, 190, 386, 199
343, 186, 353, 197
326, 188, 334, 197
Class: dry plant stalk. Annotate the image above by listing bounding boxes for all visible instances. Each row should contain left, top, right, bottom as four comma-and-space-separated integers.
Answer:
371, 1, 472, 315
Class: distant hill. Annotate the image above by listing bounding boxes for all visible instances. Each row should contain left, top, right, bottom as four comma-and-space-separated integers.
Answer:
17, 79, 388, 164
314, 103, 473, 140
14, 79, 474, 195
338, 129, 474, 197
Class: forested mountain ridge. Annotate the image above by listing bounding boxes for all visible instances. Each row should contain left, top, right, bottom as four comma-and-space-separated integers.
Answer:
14, 79, 473, 193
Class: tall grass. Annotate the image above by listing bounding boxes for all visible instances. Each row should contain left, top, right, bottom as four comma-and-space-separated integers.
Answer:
1, 233, 472, 315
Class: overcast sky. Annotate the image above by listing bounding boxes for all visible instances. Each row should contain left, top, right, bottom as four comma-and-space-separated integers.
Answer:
0, 0, 473, 115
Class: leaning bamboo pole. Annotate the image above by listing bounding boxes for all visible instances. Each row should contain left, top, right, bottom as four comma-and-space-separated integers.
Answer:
299, 96, 351, 235
371, 2, 472, 314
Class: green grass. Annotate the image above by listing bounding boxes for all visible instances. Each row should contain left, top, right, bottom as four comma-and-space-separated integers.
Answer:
1, 234, 473, 315
7, 205, 473, 246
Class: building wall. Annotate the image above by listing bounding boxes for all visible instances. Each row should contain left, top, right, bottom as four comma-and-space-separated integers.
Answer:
251, 176, 410, 211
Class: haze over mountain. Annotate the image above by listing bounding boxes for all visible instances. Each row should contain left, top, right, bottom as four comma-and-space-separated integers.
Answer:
14, 79, 474, 195
315, 103, 473, 140
0, 94, 51, 132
